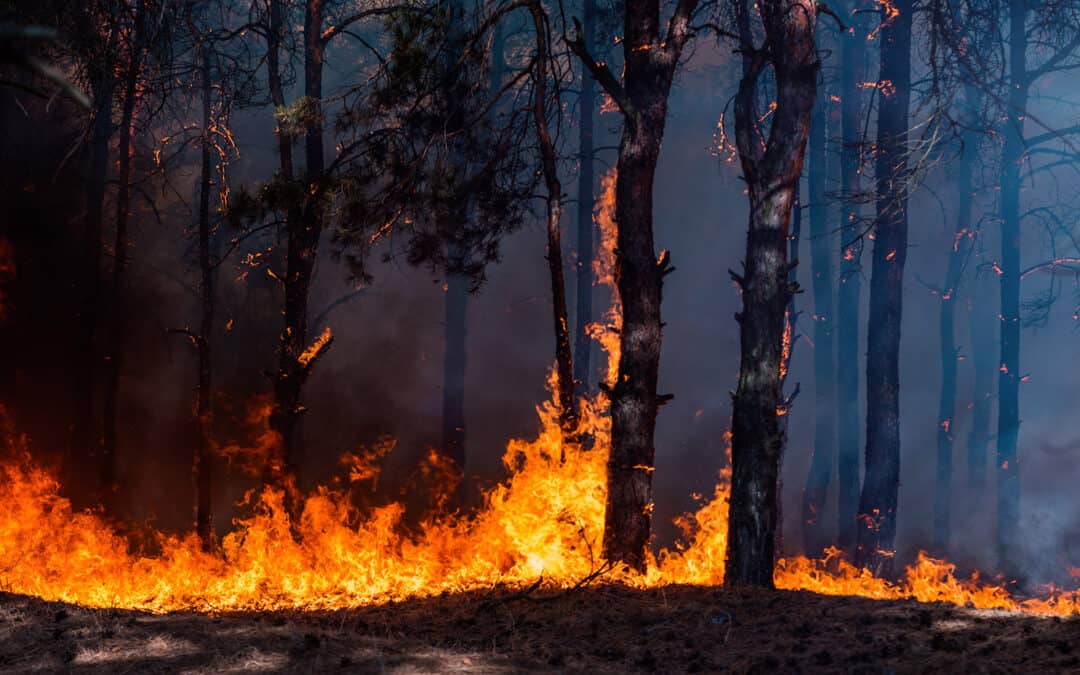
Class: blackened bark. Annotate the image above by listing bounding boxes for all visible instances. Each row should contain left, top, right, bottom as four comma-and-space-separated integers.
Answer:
441, 265, 468, 469
996, 0, 1026, 573
967, 272, 995, 489
727, 0, 818, 588
102, 0, 145, 504
855, 0, 911, 574
801, 81, 835, 554
836, 1, 865, 553
573, 0, 596, 396
528, 2, 577, 438
267, 0, 330, 504
932, 88, 978, 553
195, 48, 215, 550
71, 71, 114, 471
569, 0, 699, 572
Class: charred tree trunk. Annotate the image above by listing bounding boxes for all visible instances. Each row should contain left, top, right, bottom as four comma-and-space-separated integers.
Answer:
967, 272, 995, 489
71, 71, 114, 472
855, 0, 911, 574
801, 78, 835, 554
441, 265, 468, 470
102, 0, 145, 504
996, 0, 1027, 573
727, 0, 818, 588
573, 0, 596, 397
267, 0, 331, 503
568, 0, 699, 572
932, 87, 978, 553
836, 0, 865, 553
528, 2, 576, 438
195, 47, 215, 550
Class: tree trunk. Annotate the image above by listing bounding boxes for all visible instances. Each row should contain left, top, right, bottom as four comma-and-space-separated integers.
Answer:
528, 2, 576, 438
267, 0, 330, 504
836, 0, 865, 553
441, 264, 468, 470
996, 0, 1027, 573
573, 0, 596, 397
71, 71, 114, 473
727, 0, 818, 588
102, 0, 145, 505
567, 0, 699, 572
195, 47, 215, 550
967, 273, 995, 490
801, 78, 835, 555
932, 85, 979, 553
855, 0, 911, 574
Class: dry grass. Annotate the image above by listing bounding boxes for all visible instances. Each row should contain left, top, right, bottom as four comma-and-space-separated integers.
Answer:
2, 584, 1078, 673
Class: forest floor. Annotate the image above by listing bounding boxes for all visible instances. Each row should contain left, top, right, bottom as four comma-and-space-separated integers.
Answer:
2, 584, 1080, 673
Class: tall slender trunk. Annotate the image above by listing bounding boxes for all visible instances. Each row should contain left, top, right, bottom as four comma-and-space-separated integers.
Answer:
801, 79, 835, 554
996, 0, 1026, 573
932, 86, 980, 553
441, 265, 468, 469
102, 0, 145, 504
727, 0, 818, 588
855, 0, 912, 574
967, 273, 995, 489
836, 0, 865, 553
267, 0, 330, 502
573, 0, 596, 396
71, 72, 114, 472
195, 47, 216, 550
528, 2, 576, 438
932, 157, 969, 553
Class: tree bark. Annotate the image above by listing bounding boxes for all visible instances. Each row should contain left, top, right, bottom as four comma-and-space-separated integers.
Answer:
727, 0, 818, 588
996, 0, 1026, 574
855, 0, 912, 574
71, 68, 114, 474
195, 47, 215, 550
836, 0, 865, 553
441, 264, 468, 470
266, 0, 330, 504
931, 85, 978, 553
569, 0, 699, 572
801, 78, 835, 555
967, 272, 995, 490
528, 2, 577, 438
573, 0, 596, 397
101, 0, 145, 505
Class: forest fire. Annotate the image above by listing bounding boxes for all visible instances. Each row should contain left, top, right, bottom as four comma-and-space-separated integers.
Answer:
4, 391, 1080, 615
9, 0, 1080, 668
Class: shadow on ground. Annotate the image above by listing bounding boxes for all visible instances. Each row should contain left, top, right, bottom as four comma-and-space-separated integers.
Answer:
2, 584, 1080, 673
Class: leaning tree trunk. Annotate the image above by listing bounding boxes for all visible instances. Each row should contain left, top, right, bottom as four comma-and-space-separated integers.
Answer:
727, 0, 818, 588
194, 47, 216, 550
267, 0, 332, 505
836, 0, 866, 553
854, 0, 912, 574
101, 0, 144, 505
569, 0, 699, 572
573, 0, 596, 397
996, 0, 1027, 574
800, 76, 836, 554
528, 1, 576, 438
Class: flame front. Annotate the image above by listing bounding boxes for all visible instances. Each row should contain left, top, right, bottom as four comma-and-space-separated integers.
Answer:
2, 165, 1079, 616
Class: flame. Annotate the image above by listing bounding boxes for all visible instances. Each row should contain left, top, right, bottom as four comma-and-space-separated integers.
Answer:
585, 168, 621, 386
